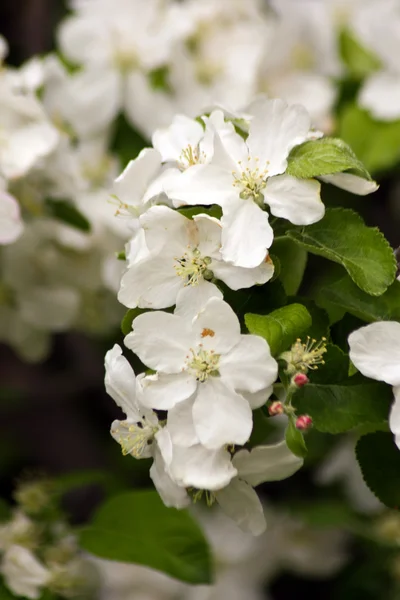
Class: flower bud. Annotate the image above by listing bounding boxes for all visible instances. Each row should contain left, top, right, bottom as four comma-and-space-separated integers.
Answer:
268, 401, 284, 416
295, 415, 313, 430
292, 373, 309, 387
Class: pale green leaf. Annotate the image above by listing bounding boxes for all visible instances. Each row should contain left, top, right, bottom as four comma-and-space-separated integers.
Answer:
245, 304, 312, 356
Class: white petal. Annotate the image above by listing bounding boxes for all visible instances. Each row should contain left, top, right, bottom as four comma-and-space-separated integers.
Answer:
264, 175, 323, 225
0, 191, 23, 245
390, 386, 400, 450
221, 198, 273, 268
193, 378, 252, 449
320, 173, 379, 196
139, 205, 189, 253
348, 322, 400, 386
152, 114, 204, 163
174, 280, 223, 321
193, 213, 223, 258
193, 296, 241, 354
104, 344, 140, 420
2, 545, 50, 600
215, 478, 266, 536
113, 148, 162, 208
118, 255, 183, 309
110, 418, 153, 460
167, 396, 199, 447
168, 444, 237, 491
211, 256, 274, 290
247, 98, 311, 177
137, 371, 197, 410
164, 163, 233, 207
359, 72, 400, 121
220, 335, 278, 394
150, 448, 190, 509
233, 441, 304, 487
125, 311, 193, 373
240, 386, 274, 410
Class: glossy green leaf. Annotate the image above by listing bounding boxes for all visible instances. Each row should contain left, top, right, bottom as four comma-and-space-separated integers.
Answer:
245, 304, 312, 356
80, 490, 213, 584
272, 237, 308, 295
294, 379, 392, 434
288, 208, 396, 296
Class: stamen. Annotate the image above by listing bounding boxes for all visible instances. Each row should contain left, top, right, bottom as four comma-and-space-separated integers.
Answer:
186, 347, 220, 382
280, 336, 327, 375
111, 419, 157, 458
232, 157, 269, 203
178, 144, 207, 171
174, 248, 212, 286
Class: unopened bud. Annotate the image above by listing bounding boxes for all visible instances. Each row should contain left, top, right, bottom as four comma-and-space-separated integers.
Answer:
295, 415, 313, 430
268, 401, 284, 416
292, 373, 309, 387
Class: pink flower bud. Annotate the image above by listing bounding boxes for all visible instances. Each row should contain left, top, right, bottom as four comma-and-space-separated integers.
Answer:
295, 415, 313, 430
293, 373, 309, 387
268, 401, 284, 416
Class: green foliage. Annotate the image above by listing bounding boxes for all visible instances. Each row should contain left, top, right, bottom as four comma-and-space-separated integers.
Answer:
287, 208, 396, 296
339, 29, 381, 79
178, 205, 223, 220
286, 137, 372, 180
79, 490, 213, 584
45, 199, 90, 232
285, 416, 308, 458
356, 432, 400, 508
309, 344, 349, 384
272, 237, 308, 295
293, 379, 392, 434
338, 104, 400, 174
111, 115, 148, 167
245, 304, 312, 356
314, 273, 400, 323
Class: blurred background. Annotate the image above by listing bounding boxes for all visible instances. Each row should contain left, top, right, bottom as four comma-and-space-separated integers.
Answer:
1, 1, 400, 598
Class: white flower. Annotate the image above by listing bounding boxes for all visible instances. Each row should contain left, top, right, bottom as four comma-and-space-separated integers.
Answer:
215, 442, 304, 535
348, 321, 400, 449
105, 344, 190, 509
0, 76, 59, 179
1, 545, 50, 599
111, 148, 168, 222
126, 296, 278, 449
0, 189, 23, 245
0, 511, 37, 552
118, 205, 274, 309
164, 98, 323, 268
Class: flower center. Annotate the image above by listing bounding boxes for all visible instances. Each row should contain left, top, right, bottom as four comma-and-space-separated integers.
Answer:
178, 144, 206, 171
232, 157, 269, 204
111, 418, 157, 458
186, 346, 220, 382
280, 336, 327, 375
174, 248, 212, 286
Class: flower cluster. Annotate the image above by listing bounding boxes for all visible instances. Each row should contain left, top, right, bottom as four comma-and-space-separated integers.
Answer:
56, 0, 389, 137
103, 96, 376, 533
0, 479, 96, 599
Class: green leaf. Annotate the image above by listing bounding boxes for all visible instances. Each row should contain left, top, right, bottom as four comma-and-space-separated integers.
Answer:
80, 490, 213, 584
111, 115, 148, 166
286, 137, 372, 180
53, 469, 120, 496
287, 208, 396, 296
315, 273, 400, 323
309, 344, 349, 385
285, 417, 308, 458
45, 199, 90, 232
148, 66, 171, 92
0, 580, 17, 599
356, 432, 400, 508
121, 308, 147, 336
339, 28, 381, 79
338, 103, 400, 174
0, 499, 10, 522
272, 237, 308, 295
245, 304, 312, 356
177, 205, 222, 220
293, 379, 392, 434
